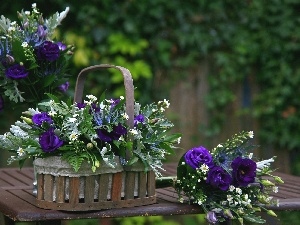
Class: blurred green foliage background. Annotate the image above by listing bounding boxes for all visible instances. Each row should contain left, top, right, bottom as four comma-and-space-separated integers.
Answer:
2, 1, 300, 224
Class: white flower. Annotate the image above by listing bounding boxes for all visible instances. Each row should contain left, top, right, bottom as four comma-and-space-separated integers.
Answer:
17, 147, 25, 157
235, 188, 242, 195
86, 95, 97, 102
273, 186, 279, 193
256, 157, 275, 172
163, 99, 170, 108
197, 200, 202, 205
248, 131, 254, 138
69, 133, 78, 141
229, 185, 235, 192
21, 42, 29, 48
217, 144, 223, 148
25, 11, 30, 15
122, 113, 129, 120
177, 137, 181, 144
32, 3, 37, 8
129, 129, 138, 135
120, 96, 124, 100
200, 164, 209, 173
249, 153, 253, 159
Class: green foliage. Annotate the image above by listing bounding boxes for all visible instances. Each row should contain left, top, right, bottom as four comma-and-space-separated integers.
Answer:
2, 0, 300, 163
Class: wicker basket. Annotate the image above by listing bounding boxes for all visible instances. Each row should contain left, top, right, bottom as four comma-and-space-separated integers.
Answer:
34, 64, 156, 211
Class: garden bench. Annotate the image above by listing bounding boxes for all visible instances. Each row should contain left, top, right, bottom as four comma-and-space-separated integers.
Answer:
0, 164, 299, 225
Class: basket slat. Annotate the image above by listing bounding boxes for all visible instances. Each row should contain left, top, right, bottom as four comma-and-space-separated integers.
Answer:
69, 177, 80, 205
147, 171, 155, 197
44, 174, 53, 202
56, 176, 65, 203
111, 172, 122, 201
125, 171, 135, 200
37, 173, 44, 200
98, 174, 110, 201
84, 176, 95, 203
138, 172, 147, 198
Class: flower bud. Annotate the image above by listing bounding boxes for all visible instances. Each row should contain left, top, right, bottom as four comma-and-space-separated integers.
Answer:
261, 180, 275, 187
17, 11, 23, 19
86, 143, 93, 149
206, 211, 218, 224
238, 218, 244, 225
20, 116, 33, 125
95, 160, 100, 168
223, 209, 234, 219
274, 176, 284, 184
267, 210, 277, 217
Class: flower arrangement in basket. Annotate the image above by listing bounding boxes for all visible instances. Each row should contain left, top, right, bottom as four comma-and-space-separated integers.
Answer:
0, 3, 73, 111
175, 131, 283, 224
0, 64, 181, 210
2, 92, 180, 175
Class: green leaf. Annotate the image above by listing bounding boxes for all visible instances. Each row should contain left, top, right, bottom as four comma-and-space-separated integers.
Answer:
45, 93, 60, 103
243, 215, 266, 224
42, 75, 56, 88
164, 133, 181, 142
12, 39, 27, 63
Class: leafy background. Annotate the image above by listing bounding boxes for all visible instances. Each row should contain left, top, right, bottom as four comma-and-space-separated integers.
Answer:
1, 0, 300, 224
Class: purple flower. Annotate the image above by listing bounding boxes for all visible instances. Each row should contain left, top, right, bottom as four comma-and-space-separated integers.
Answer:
76, 103, 86, 109
37, 41, 60, 61
58, 81, 69, 93
110, 99, 120, 108
0, 95, 4, 111
5, 64, 29, 79
231, 157, 257, 187
134, 114, 145, 126
57, 42, 67, 51
32, 112, 53, 126
37, 25, 47, 38
184, 146, 214, 169
206, 211, 218, 224
39, 128, 63, 153
207, 166, 232, 191
97, 123, 127, 142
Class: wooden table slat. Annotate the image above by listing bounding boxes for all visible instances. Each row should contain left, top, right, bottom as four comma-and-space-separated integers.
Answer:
0, 166, 299, 223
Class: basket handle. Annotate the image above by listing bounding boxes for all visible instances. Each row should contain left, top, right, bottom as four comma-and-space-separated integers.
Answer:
74, 64, 135, 129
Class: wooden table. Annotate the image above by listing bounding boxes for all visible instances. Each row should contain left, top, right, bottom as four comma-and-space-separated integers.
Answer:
0, 164, 299, 225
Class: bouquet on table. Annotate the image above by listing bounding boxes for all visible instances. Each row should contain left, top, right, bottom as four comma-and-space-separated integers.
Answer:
0, 94, 181, 175
0, 3, 73, 111
175, 131, 283, 224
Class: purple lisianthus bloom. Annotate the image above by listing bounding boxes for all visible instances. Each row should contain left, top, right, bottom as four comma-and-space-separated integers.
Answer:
0, 95, 4, 111
207, 166, 232, 191
58, 81, 69, 93
39, 128, 63, 153
37, 41, 60, 61
32, 112, 53, 126
76, 102, 86, 109
5, 64, 28, 79
112, 123, 127, 139
184, 146, 214, 169
97, 129, 113, 142
57, 41, 67, 51
97, 123, 127, 142
206, 211, 218, 224
37, 25, 47, 38
134, 114, 145, 126
231, 157, 257, 187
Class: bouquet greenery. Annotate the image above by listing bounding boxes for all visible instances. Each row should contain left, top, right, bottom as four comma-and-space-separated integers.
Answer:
175, 131, 283, 224
0, 3, 73, 111
0, 94, 181, 175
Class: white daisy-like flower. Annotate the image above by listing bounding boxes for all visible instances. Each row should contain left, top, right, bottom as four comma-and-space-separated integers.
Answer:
21, 42, 29, 48
200, 164, 209, 173
248, 131, 254, 138
129, 129, 138, 135
17, 147, 26, 157
69, 133, 78, 141
236, 188, 242, 195
229, 185, 235, 192
120, 96, 124, 100
122, 113, 129, 120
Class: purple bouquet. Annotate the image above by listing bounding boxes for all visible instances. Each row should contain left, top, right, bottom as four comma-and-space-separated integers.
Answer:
0, 4, 73, 111
176, 131, 284, 224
